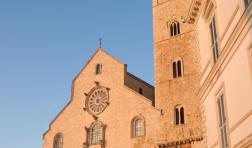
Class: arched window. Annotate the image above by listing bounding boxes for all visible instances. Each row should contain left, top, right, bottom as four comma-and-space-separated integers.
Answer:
53, 133, 63, 148
175, 105, 185, 125
132, 116, 145, 137
172, 59, 183, 78
96, 64, 102, 75
170, 21, 180, 37
91, 123, 102, 144
84, 121, 106, 146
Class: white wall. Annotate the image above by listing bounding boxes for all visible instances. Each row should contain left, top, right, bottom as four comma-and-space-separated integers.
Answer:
198, 0, 252, 147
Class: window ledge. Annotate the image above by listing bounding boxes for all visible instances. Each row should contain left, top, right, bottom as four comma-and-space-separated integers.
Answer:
132, 136, 145, 139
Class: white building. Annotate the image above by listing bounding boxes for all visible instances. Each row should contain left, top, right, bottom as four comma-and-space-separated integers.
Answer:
197, 0, 252, 147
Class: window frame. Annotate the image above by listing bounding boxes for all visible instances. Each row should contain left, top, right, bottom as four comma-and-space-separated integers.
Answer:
86, 121, 106, 146
215, 88, 230, 148
172, 58, 183, 79
209, 15, 220, 63
175, 105, 185, 125
53, 133, 63, 148
131, 116, 145, 138
95, 64, 102, 75
91, 123, 103, 145
169, 21, 181, 37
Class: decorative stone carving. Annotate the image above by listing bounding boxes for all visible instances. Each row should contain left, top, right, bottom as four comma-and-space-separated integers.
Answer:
85, 87, 109, 116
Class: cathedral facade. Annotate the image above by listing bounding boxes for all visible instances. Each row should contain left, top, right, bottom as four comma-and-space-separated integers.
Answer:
43, 0, 252, 148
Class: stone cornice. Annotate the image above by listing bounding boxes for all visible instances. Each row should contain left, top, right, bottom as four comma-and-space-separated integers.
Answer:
158, 136, 204, 147
187, 0, 205, 24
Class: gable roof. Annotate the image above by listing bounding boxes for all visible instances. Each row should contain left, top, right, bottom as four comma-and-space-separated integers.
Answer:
73, 48, 125, 82
43, 48, 154, 139
43, 48, 125, 139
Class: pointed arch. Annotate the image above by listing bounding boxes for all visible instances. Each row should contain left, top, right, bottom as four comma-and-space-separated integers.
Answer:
169, 20, 181, 37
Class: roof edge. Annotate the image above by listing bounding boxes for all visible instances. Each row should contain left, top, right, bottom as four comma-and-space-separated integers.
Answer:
43, 48, 126, 139
126, 72, 154, 88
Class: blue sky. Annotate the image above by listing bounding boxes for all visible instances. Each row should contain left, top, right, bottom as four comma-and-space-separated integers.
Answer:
0, 0, 153, 148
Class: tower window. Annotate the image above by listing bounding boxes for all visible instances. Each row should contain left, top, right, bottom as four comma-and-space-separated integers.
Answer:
170, 21, 180, 37
217, 94, 229, 148
53, 133, 63, 148
132, 116, 145, 137
139, 88, 143, 95
209, 16, 219, 63
96, 64, 102, 75
175, 105, 185, 125
172, 59, 183, 78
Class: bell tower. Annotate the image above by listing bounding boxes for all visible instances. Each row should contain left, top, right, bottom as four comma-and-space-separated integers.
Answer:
153, 0, 203, 146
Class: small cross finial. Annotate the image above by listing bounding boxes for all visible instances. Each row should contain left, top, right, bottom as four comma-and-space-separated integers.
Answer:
99, 38, 102, 49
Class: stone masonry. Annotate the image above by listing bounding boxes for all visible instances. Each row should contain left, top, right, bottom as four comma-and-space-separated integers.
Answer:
43, 0, 204, 148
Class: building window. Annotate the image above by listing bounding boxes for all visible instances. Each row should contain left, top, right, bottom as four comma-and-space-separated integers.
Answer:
91, 124, 102, 145
96, 64, 102, 75
172, 59, 183, 78
132, 116, 145, 137
139, 88, 143, 95
209, 15, 219, 63
217, 94, 229, 148
244, 0, 251, 8
53, 133, 63, 148
170, 21, 180, 37
85, 122, 106, 146
175, 105, 185, 125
